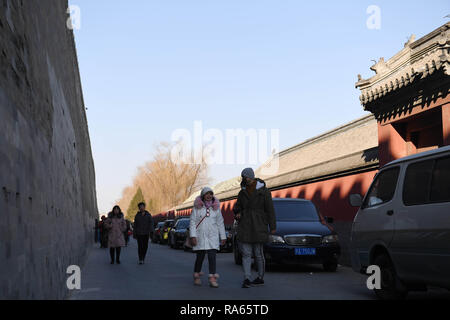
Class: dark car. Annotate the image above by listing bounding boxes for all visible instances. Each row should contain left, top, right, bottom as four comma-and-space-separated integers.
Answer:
152, 222, 165, 243
168, 218, 190, 249
182, 222, 233, 253
233, 198, 341, 272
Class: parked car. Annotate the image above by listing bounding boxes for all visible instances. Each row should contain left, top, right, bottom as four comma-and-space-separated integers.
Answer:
182, 221, 233, 253
152, 222, 165, 243
233, 198, 340, 271
168, 218, 190, 249
183, 226, 192, 251
349, 145, 450, 300
160, 219, 175, 244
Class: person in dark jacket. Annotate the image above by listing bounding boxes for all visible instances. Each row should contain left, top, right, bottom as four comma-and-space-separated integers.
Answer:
99, 215, 109, 248
133, 202, 154, 264
94, 219, 99, 243
234, 168, 276, 288
124, 219, 131, 246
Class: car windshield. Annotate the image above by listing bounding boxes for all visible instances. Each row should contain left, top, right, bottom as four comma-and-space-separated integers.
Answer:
274, 201, 319, 221
176, 220, 189, 228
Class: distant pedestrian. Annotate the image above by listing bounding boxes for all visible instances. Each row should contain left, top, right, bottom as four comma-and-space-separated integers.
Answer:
189, 187, 226, 288
234, 168, 276, 288
94, 218, 99, 243
133, 202, 154, 264
124, 219, 131, 246
104, 206, 127, 264
99, 215, 108, 248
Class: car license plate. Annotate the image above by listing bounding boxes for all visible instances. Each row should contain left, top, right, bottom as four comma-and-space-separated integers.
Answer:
295, 248, 316, 255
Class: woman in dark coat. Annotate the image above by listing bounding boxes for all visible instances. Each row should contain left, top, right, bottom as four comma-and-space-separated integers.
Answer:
234, 168, 276, 288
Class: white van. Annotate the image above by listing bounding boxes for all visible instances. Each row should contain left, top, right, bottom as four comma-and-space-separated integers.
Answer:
349, 145, 450, 299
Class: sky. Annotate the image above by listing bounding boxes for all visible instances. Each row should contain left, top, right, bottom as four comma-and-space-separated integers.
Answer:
69, 0, 450, 214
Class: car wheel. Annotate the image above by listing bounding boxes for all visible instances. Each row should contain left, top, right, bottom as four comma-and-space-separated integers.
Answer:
323, 259, 338, 272
234, 242, 242, 265
373, 254, 408, 300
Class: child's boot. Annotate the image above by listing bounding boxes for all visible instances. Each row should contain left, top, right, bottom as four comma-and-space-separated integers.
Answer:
209, 274, 219, 288
193, 272, 203, 286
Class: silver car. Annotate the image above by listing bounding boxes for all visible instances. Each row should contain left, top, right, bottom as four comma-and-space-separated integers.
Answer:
349, 145, 450, 299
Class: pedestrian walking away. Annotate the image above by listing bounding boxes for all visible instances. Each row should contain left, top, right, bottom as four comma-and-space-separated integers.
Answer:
133, 202, 154, 264
94, 218, 99, 243
103, 206, 127, 264
234, 168, 277, 288
99, 215, 108, 249
124, 219, 131, 246
189, 187, 227, 288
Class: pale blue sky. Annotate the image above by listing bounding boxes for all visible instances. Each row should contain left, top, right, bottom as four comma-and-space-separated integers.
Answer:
69, 0, 449, 214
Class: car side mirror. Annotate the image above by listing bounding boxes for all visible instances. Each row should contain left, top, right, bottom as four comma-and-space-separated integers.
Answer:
349, 194, 363, 207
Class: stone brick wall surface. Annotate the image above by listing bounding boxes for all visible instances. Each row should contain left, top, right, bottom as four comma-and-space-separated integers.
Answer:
0, 0, 98, 299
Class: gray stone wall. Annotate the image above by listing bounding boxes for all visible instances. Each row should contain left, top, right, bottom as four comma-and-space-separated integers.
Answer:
0, 0, 98, 299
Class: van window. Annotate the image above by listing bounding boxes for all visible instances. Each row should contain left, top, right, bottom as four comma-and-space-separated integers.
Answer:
403, 160, 433, 206
363, 167, 400, 208
430, 157, 450, 203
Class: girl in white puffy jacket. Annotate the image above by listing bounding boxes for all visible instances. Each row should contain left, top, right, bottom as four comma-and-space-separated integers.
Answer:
189, 187, 226, 288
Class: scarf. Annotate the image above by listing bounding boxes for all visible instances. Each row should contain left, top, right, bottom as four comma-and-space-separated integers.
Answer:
246, 179, 257, 195
204, 200, 213, 209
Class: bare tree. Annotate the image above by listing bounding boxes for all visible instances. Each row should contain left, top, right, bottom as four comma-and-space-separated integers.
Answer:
118, 141, 210, 215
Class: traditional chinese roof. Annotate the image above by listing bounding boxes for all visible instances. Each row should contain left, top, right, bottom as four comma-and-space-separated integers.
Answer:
176, 115, 378, 210
356, 23, 450, 113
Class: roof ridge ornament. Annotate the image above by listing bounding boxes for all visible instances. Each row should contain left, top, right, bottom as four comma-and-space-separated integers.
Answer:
370, 57, 389, 75
404, 34, 416, 47
356, 23, 449, 109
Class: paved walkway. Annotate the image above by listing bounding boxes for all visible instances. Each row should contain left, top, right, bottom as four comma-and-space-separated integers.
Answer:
69, 240, 449, 300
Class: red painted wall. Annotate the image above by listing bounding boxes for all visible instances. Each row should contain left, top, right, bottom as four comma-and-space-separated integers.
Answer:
378, 96, 450, 167
171, 170, 377, 227
269, 171, 377, 222
443, 103, 450, 146
378, 122, 407, 167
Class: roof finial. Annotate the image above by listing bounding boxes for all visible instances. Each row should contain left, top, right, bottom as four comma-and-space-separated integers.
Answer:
370, 58, 387, 74
404, 34, 416, 47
